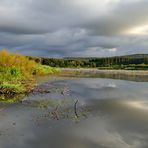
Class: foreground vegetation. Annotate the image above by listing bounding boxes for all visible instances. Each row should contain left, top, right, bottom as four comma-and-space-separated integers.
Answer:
0, 49, 60, 95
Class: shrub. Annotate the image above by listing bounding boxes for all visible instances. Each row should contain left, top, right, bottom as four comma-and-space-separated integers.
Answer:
0, 49, 36, 77
33, 65, 60, 76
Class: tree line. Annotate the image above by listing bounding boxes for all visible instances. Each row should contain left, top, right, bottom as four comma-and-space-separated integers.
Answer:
29, 54, 148, 70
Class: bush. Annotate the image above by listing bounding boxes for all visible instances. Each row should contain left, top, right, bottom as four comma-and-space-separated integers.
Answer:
33, 65, 60, 76
0, 49, 36, 77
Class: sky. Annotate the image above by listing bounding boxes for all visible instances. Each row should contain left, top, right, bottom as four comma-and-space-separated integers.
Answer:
0, 0, 148, 57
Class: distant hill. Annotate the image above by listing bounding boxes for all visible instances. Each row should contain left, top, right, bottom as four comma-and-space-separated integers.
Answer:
64, 54, 148, 60
117, 54, 148, 59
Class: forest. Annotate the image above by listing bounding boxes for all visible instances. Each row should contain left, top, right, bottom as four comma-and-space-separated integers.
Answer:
29, 54, 148, 70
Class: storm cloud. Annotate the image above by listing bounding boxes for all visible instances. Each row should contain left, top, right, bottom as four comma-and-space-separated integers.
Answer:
0, 0, 148, 57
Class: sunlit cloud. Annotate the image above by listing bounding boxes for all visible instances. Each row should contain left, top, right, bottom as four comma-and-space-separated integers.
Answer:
126, 25, 148, 35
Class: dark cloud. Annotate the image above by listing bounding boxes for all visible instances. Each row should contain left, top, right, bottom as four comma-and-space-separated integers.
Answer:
0, 0, 148, 57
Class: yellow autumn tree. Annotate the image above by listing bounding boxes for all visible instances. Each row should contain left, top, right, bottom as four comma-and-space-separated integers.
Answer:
0, 49, 36, 77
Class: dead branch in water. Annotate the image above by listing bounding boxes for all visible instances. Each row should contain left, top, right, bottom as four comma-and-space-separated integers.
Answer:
74, 100, 79, 118
51, 106, 59, 120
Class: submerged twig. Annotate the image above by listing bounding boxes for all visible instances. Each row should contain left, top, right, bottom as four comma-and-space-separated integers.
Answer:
74, 100, 79, 118
51, 106, 59, 120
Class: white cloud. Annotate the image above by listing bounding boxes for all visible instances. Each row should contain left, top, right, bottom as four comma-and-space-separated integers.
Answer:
108, 48, 117, 52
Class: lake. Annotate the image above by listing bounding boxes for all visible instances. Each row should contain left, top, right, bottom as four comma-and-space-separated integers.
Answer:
0, 75, 148, 148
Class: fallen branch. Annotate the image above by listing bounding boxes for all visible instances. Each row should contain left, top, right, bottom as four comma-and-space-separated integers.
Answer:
74, 100, 79, 118
51, 106, 59, 120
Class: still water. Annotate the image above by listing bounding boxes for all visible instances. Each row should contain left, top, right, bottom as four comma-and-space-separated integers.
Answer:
0, 76, 148, 148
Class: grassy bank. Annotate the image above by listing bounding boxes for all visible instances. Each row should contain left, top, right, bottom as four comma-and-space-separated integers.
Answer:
0, 49, 60, 96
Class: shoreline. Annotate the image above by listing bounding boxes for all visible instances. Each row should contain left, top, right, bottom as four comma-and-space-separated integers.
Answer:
60, 68, 148, 76
1, 68, 148, 99
59, 68, 148, 82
